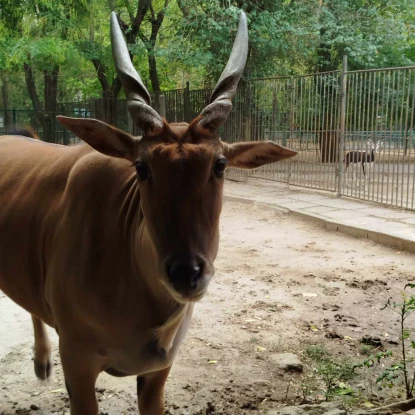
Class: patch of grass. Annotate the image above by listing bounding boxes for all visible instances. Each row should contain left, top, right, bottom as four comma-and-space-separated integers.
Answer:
303, 344, 358, 400
305, 344, 330, 361
360, 344, 373, 356
249, 336, 259, 344
317, 359, 356, 398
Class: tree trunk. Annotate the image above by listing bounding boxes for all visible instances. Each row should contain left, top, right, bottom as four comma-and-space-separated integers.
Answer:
86, 2, 150, 123
148, 54, 160, 92
143, 6, 165, 92
1, 75, 12, 132
24, 62, 43, 115
24, 61, 60, 143
43, 65, 60, 143
319, 131, 339, 163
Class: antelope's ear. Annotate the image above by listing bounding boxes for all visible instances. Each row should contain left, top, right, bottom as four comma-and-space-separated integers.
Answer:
222, 141, 297, 169
57, 116, 137, 162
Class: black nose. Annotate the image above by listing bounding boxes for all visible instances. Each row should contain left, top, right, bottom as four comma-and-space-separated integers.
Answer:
166, 258, 204, 292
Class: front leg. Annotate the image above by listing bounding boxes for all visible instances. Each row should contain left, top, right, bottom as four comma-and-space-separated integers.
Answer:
59, 341, 101, 415
32, 315, 52, 379
137, 366, 171, 415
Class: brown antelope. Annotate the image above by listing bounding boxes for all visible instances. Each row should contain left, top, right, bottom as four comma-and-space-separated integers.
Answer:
0, 11, 297, 415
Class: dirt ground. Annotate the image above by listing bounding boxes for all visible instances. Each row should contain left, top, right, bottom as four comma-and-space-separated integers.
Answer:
1, 201, 415, 415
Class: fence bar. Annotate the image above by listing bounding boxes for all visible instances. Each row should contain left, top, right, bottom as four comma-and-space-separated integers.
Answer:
159, 95, 166, 118
337, 56, 348, 197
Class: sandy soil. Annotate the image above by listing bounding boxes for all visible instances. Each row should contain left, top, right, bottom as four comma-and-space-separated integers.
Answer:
1, 201, 414, 415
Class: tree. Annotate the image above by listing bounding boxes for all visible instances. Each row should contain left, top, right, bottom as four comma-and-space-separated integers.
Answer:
315, 0, 414, 71
77, 0, 174, 122
0, 0, 88, 141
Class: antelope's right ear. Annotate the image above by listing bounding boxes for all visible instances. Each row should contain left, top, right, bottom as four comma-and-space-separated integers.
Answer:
222, 141, 297, 169
57, 116, 137, 162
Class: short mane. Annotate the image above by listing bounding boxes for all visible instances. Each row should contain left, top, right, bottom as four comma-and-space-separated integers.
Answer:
11, 127, 40, 140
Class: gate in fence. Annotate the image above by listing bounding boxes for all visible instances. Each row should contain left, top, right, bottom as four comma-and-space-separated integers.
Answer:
1, 59, 415, 210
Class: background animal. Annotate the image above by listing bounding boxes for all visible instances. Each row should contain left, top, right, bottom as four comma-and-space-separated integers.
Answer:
344, 139, 382, 186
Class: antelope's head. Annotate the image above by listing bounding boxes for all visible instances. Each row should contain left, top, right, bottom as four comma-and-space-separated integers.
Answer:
57, 11, 297, 304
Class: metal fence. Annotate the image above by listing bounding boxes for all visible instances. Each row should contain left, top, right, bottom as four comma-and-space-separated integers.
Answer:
1, 60, 415, 210
226, 62, 415, 211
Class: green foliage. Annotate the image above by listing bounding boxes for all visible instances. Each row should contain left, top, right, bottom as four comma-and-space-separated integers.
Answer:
317, 359, 357, 398
360, 284, 415, 399
359, 350, 393, 368
0, 0, 414, 108
304, 344, 358, 399
360, 344, 374, 356
305, 344, 330, 361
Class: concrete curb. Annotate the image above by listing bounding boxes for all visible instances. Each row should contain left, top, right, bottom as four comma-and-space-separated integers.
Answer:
224, 194, 415, 254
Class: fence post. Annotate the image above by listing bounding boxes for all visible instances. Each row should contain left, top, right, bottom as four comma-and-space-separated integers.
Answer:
245, 74, 252, 141
337, 55, 348, 197
183, 81, 190, 122
159, 94, 166, 118
12, 109, 16, 128
4, 109, 8, 134
287, 76, 295, 185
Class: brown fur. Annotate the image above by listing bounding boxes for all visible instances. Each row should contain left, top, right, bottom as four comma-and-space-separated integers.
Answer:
0, 117, 296, 415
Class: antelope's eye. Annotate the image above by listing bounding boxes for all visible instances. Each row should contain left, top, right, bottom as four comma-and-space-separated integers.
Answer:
214, 158, 228, 178
135, 161, 150, 181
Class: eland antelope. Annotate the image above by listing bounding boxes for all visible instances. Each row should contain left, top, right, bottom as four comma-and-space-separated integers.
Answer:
0, 11, 297, 415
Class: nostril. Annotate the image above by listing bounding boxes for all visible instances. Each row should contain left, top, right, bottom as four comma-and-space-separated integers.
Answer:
166, 259, 205, 290
190, 264, 202, 284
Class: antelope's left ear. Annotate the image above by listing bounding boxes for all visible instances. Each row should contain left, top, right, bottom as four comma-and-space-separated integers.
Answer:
222, 141, 297, 169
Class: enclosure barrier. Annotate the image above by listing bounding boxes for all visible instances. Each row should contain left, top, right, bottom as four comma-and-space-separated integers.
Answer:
1, 61, 415, 210
226, 60, 415, 211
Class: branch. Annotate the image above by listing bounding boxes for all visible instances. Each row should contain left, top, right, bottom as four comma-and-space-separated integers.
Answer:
111, 76, 122, 98
149, 2, 155, 20
128, 0, 151, 44
138, 30, 149, 50
91, 58, 110, 92
123, 0, 135, 21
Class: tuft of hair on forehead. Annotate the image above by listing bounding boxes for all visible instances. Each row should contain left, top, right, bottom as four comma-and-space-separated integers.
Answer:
151, 139, 220, 164
149, 116, 219, 145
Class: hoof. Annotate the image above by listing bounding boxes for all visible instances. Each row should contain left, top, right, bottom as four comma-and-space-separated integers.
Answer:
34, 358, 52, 380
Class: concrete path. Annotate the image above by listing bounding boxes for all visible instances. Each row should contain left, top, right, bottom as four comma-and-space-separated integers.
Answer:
224, 178, 415, 253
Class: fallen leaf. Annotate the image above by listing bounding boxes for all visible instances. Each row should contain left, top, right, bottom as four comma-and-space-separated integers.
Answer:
310, 325, 319, 331
256, 346, 266, 352
363, 401, 374, 408
344, 336, 353, 341
208, 360, 217, 364
303, 293, 318, 297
